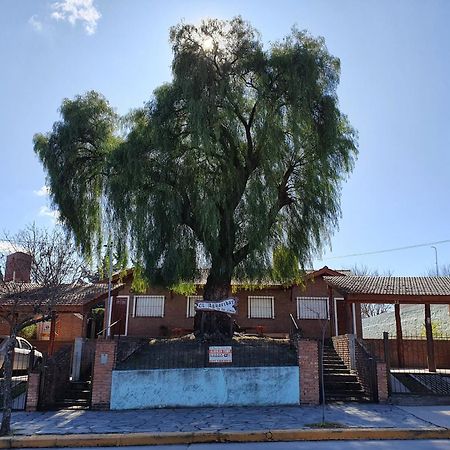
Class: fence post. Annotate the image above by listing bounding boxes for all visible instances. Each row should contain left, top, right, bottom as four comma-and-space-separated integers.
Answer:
298, 339, 320, 405
25, 372, 41, 412
376, 361, 389, 403
91, 338, 117, 410
383, 332, 392, 396
71, 337, 85, 381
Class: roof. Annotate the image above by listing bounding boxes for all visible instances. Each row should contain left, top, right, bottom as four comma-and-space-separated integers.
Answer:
324, 276, 450, 297
0, 282, 119, 308
109, 266, 351, 287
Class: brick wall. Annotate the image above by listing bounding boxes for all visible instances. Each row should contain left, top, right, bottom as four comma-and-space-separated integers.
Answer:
298, 339, 320, 405
332, 334, 353, 369
376, 361, 389, 403
91, 339, 117, 410
115, 275, 349, 340
25, 372, 40, 412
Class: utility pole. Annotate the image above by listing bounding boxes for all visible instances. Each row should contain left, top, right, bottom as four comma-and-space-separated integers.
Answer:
431, 246, 439, 276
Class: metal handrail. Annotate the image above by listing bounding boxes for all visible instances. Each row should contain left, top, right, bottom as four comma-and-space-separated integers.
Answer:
96, 319, 121, 337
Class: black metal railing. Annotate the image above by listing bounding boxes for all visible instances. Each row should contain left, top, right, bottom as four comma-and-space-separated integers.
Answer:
116, 338, 298, 370
355, 338, 378, 402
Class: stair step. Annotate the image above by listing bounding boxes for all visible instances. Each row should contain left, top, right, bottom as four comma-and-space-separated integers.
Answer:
55, 399, 90, 407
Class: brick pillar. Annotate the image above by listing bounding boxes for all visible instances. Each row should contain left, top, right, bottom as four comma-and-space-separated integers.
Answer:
91, 338, 117, 410
298, 339, 320, 405
376, 361, 389, 403
26, 372, 40, 412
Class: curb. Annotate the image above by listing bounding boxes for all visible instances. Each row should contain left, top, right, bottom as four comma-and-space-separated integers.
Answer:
1, 428, 450, 448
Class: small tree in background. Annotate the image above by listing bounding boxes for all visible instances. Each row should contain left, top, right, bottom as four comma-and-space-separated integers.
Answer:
34, 17, 358, 338
0, 224, 88, 435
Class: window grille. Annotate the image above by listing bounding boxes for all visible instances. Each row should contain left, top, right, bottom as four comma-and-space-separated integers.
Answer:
134, 295, 165, 317
297, 297, 329, 319
248, 296, 274, 319
187, 295, 202, 317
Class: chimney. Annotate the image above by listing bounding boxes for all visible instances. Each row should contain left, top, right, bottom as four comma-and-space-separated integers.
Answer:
4, 252, 32, 283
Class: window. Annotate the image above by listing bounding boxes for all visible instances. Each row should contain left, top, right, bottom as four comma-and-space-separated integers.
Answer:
297, 297, 329, 320
134, 295, 165, 317
187, 295, 202, 318
248, 296, 274, 319
19, 339, 32, 351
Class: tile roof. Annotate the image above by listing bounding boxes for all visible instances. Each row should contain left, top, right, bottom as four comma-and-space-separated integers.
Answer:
323, 276, 450, 297
0, 282, 115, 307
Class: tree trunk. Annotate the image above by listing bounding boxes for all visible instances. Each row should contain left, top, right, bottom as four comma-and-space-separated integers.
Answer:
1, 334, 16, 436
194, 267, 234, 341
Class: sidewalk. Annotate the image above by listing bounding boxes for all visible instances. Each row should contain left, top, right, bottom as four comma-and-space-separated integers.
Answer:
5, 404, 450, 447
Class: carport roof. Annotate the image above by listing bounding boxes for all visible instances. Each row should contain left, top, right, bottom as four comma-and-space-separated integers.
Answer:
324, 276, 450, 304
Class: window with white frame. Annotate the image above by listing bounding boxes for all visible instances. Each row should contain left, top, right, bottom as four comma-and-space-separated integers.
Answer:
187, 295, 202, 318
248, 296, 274, 319
134, 295, 165, 317
297, 297, 329, 320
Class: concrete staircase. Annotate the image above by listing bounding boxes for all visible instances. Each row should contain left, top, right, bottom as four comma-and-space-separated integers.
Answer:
323, 344, 369, 402
54, 381, 91, 409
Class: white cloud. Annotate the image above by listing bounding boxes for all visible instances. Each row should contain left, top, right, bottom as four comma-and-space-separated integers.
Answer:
39, 206, 60, 222
50, 0, 101, 35
0, 241, 22, 255
28, 15, 43, 32
33, 185, 50, 197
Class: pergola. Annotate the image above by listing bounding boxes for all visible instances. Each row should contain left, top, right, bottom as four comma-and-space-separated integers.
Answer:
324, 276, 450, 372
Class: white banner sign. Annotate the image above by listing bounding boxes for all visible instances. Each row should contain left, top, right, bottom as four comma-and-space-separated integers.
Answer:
209, 346, 232, 363
195, 298, 237, 315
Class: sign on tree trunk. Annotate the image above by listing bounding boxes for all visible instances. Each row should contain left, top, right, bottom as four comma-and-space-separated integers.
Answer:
195, 298, 237, 315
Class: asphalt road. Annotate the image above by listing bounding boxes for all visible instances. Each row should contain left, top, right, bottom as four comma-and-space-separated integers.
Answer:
17, 441, 450, 450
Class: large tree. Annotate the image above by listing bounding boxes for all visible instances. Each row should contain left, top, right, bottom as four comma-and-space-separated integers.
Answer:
34, 18, 358, 337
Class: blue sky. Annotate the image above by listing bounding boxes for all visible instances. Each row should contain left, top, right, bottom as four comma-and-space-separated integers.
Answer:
1, 0, 450, 275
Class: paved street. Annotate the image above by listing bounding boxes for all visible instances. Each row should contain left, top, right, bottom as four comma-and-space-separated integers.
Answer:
15, 441, 450, 450
11, 404, 450, 435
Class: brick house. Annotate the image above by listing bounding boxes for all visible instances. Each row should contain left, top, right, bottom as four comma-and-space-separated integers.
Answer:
0, 252, 121, 354
106, 267, 362, 339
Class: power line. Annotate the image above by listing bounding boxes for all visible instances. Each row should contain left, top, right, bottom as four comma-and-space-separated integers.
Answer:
321, 239, 450, 260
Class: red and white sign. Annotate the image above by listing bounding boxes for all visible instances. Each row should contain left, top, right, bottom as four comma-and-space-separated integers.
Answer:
195, 298, 237, 315
209, 346, 232, 363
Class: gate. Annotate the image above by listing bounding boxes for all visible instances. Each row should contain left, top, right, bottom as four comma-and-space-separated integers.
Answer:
364, 333, 450, 396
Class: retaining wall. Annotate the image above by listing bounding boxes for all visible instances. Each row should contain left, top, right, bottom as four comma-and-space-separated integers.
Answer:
110, 366, 299, 409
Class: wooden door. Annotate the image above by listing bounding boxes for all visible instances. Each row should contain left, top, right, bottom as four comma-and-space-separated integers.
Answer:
111, 296, 128, 336
336, 299, 347, 336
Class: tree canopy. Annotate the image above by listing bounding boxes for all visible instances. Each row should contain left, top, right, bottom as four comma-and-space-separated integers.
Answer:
34, 17, 358, 299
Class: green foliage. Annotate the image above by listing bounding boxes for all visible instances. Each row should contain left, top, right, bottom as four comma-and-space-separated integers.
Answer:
272, 246, 303, 287
421, 321, 444, 338
34, 17, 358, 293
130, 265, 149, 293
19, 324, 37, 340
170, 281, 197, 296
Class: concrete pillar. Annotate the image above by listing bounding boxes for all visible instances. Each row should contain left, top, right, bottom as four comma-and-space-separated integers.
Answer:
71, 337, 85, 381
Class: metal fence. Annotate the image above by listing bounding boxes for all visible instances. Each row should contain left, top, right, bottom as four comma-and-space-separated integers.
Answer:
354, 339, 378, 402
116, 338, 298, 370
0, 347, 43, 410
